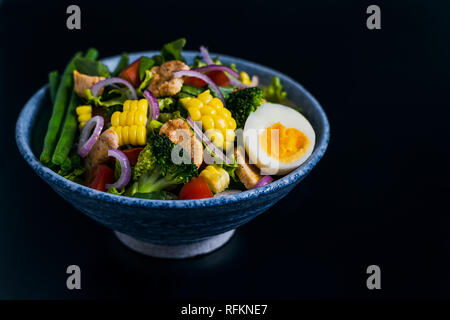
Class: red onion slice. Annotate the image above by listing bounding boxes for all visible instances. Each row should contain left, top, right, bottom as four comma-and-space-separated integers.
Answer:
77, 116, 104, 158
174, 70, 225, 105
186, 116, 231, 165
106, 149, 131, 190
200, 46, 214, 65
90, 77, 137, 100
193, 65, 240, 79
252, 175, 273, 189
198, 45, 247, 88
143, 90, 159, 121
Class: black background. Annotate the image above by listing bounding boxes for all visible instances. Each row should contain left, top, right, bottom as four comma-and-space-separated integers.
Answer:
1, 0, 449, 300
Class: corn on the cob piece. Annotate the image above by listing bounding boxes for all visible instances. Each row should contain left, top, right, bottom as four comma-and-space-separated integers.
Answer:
110, 99, 149, 146
111, 125, 147, 146
199, 164, 230, 194
75, 105, 92, 129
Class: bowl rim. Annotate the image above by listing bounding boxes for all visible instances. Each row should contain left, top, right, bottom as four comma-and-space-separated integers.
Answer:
16, 50, 330, 209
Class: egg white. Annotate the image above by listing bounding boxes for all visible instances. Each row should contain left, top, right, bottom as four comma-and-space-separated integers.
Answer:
243, 103, 316, 175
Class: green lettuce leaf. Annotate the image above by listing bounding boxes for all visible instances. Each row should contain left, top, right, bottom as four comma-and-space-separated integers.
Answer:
136, 69, 153, 96
263, 76, 287, 103
181, 84, 205, 97
149, 120, 163, 133
161, 38, 186, 62
112, 52, 129, 77
58, 167, 85, 183
139, 56, 155, 81
74, 57, 110, 77
108, 187, 125, 195
85, 88, 128, 108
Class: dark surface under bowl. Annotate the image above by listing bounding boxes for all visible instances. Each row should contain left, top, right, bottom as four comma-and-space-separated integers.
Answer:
16, 51, 330, 247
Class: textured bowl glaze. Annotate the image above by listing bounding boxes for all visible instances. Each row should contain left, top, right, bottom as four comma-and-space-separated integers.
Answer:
16, 51, 330, 249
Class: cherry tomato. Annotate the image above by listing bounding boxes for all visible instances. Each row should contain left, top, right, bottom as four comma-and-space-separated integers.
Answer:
207, 70, 230, 87
184, 76, 207, 87
179, 176, 213, 200
122, 148, 143, 166
89, 165, 115, 192
119, 58, 141, 87
184, 71, 230, 87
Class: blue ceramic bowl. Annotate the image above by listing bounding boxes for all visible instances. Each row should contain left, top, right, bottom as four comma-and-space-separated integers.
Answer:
16, 51, 330, 258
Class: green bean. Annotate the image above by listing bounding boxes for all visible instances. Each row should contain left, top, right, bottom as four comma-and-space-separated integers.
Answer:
61, 156, 72, 172
51, 49, 100, 165
48, 70, 59, 104
84, 47, 99, 61
40, 51, 82, 165
51, 90, 80, 165
112, 52, 129, 76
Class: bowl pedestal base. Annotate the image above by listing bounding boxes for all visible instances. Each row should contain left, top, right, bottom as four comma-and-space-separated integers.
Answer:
114, 230, 235, 259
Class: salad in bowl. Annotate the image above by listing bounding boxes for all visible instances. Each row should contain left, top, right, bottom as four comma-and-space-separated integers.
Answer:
38, 38, 317, 201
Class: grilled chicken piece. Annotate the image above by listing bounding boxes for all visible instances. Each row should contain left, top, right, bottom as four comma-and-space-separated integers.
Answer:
147, 60, 189, 97
73, 70, 105, 99
235, 145, 262, 189
159, 118, 203, 168
85, 128, 119, 183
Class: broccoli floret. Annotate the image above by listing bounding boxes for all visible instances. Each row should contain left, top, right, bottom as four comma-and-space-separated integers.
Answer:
158, 110, 187, 123
158, 97, 176, 112
128, 134, 198, 196
133, 143, 157, 181
225, 87, 264, 128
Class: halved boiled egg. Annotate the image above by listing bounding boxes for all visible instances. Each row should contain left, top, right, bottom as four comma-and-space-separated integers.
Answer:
243, 103, 315, 175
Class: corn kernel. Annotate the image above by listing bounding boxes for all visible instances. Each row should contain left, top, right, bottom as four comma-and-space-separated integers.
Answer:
205, 129, 224, 148
123, 100, 131, 112
185, 98, 204, 110
219, 108, 232, 119
180, 97, 192, 108
130, 100, 138, 111
78, 113, 91, 122
114, 126, 122, 145
214, 116, 227, 132
201, 105, 216, 116
137, 126, 146, 145
240, 71, 252, 85
135, 110, 147, 126
188, 107, 202, 121
198, 90, 212, 104
76, 106, 92, 115
228, 118, 237, 130
121, 126, 129, 145
111, 111, 121, 127
126, 110, 136, 126
119, 111, 128, 126
137, 99, 148, 114
208, 97, 223, 109
129, 125, 137, 145
201, 116, 215, 131
224, 129, 235, 142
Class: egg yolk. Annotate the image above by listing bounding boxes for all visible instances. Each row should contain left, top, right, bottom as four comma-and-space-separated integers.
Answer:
259, 122, 310, 163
